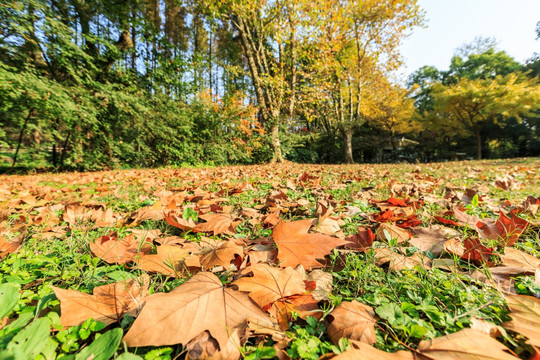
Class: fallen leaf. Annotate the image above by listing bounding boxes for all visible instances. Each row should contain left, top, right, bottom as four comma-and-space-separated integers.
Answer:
164, 210, 198, 232
123, 272, 273, 349
333, 341, 414, 360
272, 219, 348, 270
269, 293, 320, 330
185, 329, 241, 360
374, 248, 431, 271
345, 228, 375, 252
53, 276, 149, 327
376, 223, 411, 244
200, 240, 243, 270
499, 247, 540, 272
195, 213, 237, 236
136, 245, 189, 276
417, 328, 518, 359
90, 233, 151, 264
444, 237, 493, 266
470, 317, 501, 338
234, 264, 306, 308
0, 233, 24, 258
326, 300, 377, 345
503, 294, 540, 347
409, 226, 450, 255
306, 270, 332, 301
476, 211, 529, 246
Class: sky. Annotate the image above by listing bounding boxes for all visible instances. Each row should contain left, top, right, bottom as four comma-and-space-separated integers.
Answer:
400, 0, 540, 79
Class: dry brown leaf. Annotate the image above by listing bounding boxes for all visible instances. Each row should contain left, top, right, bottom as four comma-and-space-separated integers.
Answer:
417, 328, 518, 359
326, 300, 377, 345
272, 219, 348, 270
376, 223, 411, 244
247, 318, 287, 342
470, 317, 501, 338
313, 217, 341, 236
409, 225, 450, 255
306, 270, 332, 301
0, 233, 24, 258
476, 211, 529, 246
123, 272, 273, 349
90, 233, 151, 264
200, 240, 243, 270
374, 248, 431, 271
185, 329, 241, 360
270, 293, 320, 330
499, 247, 540, 272
195, 213, 237, 236
136, 244, 189, 276
503, 294, 540, 347
53, 276, 149, 327
234, 264, 306, 308
333, 341, 414, 360
164, 210, 198, 232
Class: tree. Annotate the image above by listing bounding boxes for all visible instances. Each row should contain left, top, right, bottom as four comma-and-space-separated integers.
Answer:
431, 74, 540, 159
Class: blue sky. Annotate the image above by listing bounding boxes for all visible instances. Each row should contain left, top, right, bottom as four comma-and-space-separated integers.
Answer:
400, 0, 540, 78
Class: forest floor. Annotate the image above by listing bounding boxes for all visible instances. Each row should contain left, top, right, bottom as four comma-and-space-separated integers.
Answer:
0, 159, 539, 359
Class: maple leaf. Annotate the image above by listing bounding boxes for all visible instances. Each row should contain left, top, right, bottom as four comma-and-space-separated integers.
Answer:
136, 244, 189, 277
503, 294, 540, 347
345, 227, 375, 252
374, 248, 431, 271
326, 300, 377, 345
376, 223, 411, 244
164, 210, 198, 232
499, 247, 540, 272
444, 237, 493, 266
233, 264, 307, 308
90, 233, 151, 264
53, 276, 149, 327
409, 225, 452, 255
123, 272, 273, 349
195, 213, 237, 236
269, 293, 320, 330
272, 219, 348, 270
476, 211, 529, 246
0, 233, 24, 258
417, 328, 518, 359
333, 341, 414, 360
200, 240, 243, 270
185, 329, 242, 360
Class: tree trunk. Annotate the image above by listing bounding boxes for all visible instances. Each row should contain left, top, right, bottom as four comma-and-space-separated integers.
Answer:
270, 123, 283, 163
474, 127, 482, 160
342, 129, 354, 164
12, 109, 34, 168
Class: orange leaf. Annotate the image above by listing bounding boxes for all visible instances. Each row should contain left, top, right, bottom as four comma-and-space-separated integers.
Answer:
53, 276, 149, 327
326, 300, 377, 345
234, 264, 307, 308
123, 272, 273, 349
272, 219, 347, 270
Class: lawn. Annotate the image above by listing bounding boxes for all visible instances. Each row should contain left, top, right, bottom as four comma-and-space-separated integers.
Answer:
0, 159, 539, 359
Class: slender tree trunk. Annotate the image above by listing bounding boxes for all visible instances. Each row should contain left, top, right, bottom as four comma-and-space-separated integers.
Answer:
12, 109, 34, 167
342, 128, 354, 164
474, 127, 482, 160
270, 123, 283, 163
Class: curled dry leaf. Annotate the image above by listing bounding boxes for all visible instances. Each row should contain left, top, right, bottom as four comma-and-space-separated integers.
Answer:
374, 248, 431, 271
53, 276, 149, 327
233, 263, 306, 308
326, 300, 377, 346
0, 233, 24, 258
272, 219, 348, 270
164, 210, 198, 232
123, 272, 273, 349
417, 328, 518, 360
345, 227, 375, 252
503, 294, 540, 347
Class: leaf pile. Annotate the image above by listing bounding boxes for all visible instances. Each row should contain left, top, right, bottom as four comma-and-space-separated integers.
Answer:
0, 159, 539, 359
